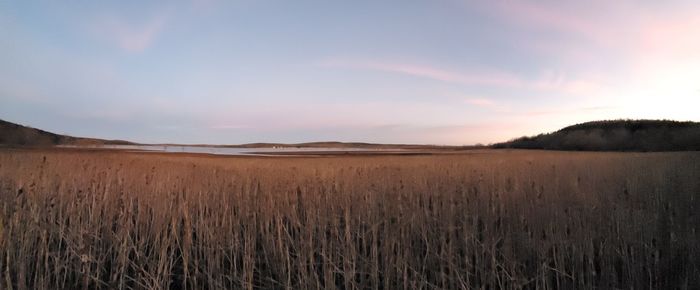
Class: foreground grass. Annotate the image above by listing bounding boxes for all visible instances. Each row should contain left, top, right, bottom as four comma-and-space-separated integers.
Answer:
0, 149, 698, 289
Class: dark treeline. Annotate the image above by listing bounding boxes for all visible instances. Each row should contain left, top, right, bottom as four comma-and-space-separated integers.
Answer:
0, 119, 132, 146
0, 119, 79, 146
494, 119, 700, 151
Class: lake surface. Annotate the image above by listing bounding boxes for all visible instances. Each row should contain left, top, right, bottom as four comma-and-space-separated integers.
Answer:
62, 144, 402, 156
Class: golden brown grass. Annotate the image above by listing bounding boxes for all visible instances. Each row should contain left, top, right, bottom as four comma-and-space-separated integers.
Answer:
0, 149, 698, 289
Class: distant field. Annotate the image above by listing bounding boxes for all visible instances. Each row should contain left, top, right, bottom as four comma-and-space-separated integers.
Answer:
0, 149, 698, 289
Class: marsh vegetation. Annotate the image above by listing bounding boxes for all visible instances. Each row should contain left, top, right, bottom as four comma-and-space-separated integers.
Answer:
0, 149, 698, 289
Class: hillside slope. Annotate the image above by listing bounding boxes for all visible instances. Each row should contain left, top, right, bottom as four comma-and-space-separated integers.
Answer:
493, 119, 700, 151
0, 119, 132, 146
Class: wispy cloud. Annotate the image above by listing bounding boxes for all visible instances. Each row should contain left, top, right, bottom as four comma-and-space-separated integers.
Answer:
319, 59, 522, 87
320, 58, 605, 95
524, 106, 615, 117
492, 1, 608, 41
487, 0, 700, 60
95, 12, 169, 52
464, 98, 495, 107
209, 124, 251, 130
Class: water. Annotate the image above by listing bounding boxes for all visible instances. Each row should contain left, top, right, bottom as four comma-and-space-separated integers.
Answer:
62, 144, 400, 156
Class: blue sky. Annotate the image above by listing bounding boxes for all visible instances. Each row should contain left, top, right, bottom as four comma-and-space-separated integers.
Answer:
1, 0, 699, 145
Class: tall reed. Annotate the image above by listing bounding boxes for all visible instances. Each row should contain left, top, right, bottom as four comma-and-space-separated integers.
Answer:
0, 149, 698, 289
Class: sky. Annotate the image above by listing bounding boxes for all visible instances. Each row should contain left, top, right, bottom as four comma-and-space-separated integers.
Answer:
1, 0, 699, 145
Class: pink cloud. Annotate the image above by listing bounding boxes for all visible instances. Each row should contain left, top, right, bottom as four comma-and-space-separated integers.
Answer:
524, 106, 615, 117
321, 59, 606, 96
487, 1, 627, 47
209, 124, 251, 130
320, 59, 522, 87
638, 14, 700, 62
464, 98, 495, 107
488, 1, 700, 60
530, 74, 607, 96
96, 13, 168, 52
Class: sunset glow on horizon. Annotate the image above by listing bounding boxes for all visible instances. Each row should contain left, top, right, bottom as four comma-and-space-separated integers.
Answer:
1, 1, 698, 145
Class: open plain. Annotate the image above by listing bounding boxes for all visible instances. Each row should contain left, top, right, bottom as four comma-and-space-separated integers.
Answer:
0, 148, 699, 289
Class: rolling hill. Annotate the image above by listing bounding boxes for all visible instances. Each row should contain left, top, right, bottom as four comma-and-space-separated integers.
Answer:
3, 118, 699, 151
493, 119, 700, 151
0, 119, 133, 146
0, 119, 464, 149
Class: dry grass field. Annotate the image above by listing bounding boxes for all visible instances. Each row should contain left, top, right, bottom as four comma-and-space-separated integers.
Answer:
0, 148, 698, 289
